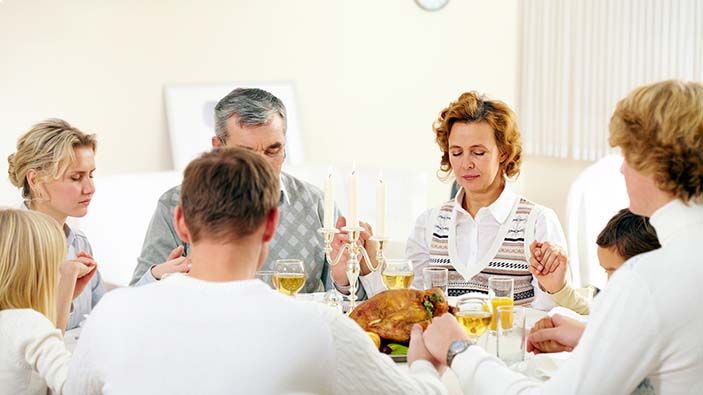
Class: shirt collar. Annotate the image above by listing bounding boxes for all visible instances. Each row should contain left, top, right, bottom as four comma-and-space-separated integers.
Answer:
21, 201, 74, 246
454, 182, 516, 224
279, 174, 290, 205
649, 199, 703, 246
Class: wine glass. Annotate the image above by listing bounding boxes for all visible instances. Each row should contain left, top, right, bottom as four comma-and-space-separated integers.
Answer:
272, 259, 306, 296
455, 297, 493, 343
381, 259, 414, 290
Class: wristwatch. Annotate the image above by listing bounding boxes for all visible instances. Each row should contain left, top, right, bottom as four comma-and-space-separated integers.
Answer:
446, 339, 475, 366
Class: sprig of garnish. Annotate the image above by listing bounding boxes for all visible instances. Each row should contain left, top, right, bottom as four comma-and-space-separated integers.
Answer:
429, 293, 442, 303
423, 300, 434, 320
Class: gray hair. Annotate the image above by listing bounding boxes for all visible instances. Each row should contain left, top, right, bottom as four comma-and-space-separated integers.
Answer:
214, 88, 287, 143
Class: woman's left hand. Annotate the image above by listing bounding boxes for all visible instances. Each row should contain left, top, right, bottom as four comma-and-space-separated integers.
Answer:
60, 251, 97, 300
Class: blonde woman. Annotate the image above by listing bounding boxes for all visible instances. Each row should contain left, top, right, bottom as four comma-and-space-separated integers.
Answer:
0, 209, 95, 394
7, 118, 105, 330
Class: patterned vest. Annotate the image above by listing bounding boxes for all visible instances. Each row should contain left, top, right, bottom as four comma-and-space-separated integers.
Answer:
428, 197, 537, 305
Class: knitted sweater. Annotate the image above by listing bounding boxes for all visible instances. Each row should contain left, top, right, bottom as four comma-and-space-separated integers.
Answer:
0, 309, 71, 395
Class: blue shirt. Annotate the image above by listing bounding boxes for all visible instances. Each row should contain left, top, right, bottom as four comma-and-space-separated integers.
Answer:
64, 224, 105, 330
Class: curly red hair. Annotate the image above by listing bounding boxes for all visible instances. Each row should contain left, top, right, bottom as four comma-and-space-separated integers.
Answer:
433, 91, 522, 180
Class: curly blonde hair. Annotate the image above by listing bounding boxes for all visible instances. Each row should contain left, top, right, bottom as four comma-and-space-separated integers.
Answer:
609, 80, 703, 203
7, 119, 97, 200
433, 91, 522, 180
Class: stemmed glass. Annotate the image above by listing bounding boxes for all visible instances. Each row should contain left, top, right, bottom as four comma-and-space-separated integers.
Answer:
455, 297, 493, 344
381, 259, 414, 290
272, 259, 306, 296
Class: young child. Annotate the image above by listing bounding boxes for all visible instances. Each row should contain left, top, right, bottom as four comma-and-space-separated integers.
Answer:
0, 209, 95, 395
529, 208, 661, 315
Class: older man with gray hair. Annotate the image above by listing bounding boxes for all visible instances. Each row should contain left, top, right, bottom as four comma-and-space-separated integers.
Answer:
130, 88, 365, 295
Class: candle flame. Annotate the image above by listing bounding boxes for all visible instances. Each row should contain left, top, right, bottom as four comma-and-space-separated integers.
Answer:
351, 162, 357, 175
378, 171, 384, 183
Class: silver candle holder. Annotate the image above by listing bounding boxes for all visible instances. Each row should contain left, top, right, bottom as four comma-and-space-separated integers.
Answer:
318, 226, 389, 312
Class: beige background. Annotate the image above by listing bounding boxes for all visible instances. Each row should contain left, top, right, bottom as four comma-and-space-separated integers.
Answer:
0, 0, 593, 229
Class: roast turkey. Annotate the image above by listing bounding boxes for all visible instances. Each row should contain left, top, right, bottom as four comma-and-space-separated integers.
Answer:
349, 288, 449, 342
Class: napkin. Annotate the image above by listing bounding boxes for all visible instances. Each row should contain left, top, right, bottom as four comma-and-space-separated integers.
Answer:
512, 352, 570, 380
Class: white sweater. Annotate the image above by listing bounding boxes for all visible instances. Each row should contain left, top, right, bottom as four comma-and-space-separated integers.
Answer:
65, 274, 445, 395
0, 309, 71, 395
451, 200, 703, 394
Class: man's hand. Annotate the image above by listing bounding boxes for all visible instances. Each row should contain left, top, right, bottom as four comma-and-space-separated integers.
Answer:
527, 314, 585, 354
151, 245, 191, 280
529, 241, 568, 293
408, 324, 446, 373
330, 216, 374, 286
422, 313, 469, 365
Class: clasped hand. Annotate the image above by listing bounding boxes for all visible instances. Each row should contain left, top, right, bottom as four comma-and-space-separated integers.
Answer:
529, 240, 569, 294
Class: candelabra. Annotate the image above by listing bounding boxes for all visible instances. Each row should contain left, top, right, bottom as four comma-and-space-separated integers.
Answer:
318, 226, 389, 312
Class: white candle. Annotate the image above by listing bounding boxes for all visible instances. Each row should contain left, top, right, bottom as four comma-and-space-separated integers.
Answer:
348, 164, 359, 228
323, 167, 335, 229
376, 172, 386, 237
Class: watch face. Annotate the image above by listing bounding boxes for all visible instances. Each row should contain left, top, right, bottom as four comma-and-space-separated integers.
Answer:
415, 0, 449, 12
447, 339, 471, 365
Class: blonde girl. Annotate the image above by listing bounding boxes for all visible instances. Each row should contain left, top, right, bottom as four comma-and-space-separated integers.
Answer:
0, 209, 94, 395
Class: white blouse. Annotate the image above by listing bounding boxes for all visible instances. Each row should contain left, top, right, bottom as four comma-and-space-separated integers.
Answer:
363, 185, 567, 309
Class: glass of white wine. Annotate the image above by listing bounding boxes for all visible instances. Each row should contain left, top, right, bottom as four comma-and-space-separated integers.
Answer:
455, 297, 493, 343
381, 259, 414, 290
272, 259, 306, 296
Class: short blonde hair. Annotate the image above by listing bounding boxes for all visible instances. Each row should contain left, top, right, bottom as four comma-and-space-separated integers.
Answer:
7, 119, 97, 200
433, 91, 522, 180
609, 80, 703, 203
0, 209, 66, 325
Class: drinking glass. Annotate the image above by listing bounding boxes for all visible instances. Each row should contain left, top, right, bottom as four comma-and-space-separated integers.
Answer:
381, 259, 414, 290
487, 276, 514, 331
496, 305, 526, 365
422, 267, 449, 295
455, 297, 492, 343
255, 270, 277, 290
272, 259, 306, 296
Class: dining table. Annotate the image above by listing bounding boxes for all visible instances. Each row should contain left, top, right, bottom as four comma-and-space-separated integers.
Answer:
63, 292, 574, 395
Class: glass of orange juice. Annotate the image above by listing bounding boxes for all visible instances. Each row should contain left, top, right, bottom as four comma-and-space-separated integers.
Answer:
487, 277, 514, 331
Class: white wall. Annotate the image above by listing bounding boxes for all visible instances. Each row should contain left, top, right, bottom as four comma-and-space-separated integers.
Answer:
1, 0, 519, 205
1, 0, 587, 234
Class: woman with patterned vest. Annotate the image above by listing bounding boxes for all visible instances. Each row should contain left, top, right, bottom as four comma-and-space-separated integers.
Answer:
406, 91, 568, 309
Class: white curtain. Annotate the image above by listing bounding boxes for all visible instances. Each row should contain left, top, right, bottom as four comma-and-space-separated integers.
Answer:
518, 0, 703, 160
